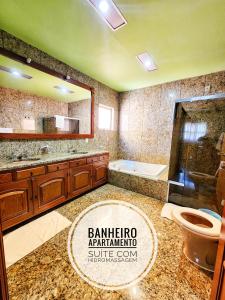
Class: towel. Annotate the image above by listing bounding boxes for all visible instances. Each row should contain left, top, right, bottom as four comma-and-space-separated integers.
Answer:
55, 115, 65, 129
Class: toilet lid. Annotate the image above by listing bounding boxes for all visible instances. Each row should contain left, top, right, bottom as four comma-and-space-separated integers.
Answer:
172, 207, 221, 237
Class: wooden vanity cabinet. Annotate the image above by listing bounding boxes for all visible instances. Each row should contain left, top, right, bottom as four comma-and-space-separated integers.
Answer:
0, 153, 109, 231
0, 179, 33, 231
211, 204, 225, 300
0, 216, 8, 300
33, 169, 68, 214
211, 165, 225, 300
69, 164, 92, 197
93, 162, 108, 188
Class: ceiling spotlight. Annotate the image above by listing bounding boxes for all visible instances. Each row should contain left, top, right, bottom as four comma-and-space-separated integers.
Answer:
26, 58, 32, 64
11, 70, 21, 77
54, 85, 74, 94
61, 87, 68, 93
144, 61, 151, 68
137, 52, 157, 72
88, 0, 127, 31
0, 65, 32, 79
66, 75, 71, 80
99, 1, 109, 13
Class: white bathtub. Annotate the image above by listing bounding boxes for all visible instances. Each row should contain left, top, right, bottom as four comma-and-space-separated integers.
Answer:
109, 160, 168, 180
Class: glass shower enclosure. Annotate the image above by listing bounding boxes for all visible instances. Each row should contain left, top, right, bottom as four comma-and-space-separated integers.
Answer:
168, 96, 225, 215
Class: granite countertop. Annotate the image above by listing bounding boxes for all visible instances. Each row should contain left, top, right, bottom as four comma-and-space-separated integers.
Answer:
0, 150, 109, 172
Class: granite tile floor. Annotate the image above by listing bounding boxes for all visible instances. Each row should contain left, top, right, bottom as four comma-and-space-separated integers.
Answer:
6, 184, 212, 300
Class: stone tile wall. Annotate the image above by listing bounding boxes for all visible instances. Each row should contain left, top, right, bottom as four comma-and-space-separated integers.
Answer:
108, 170, 168, 201
180, 104, 225, 175
0, 87, 69, 133
68, 99, 91, 134
119, 73, 225, 166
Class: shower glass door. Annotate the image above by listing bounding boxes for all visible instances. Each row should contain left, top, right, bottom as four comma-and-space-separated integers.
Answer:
168, 97, 225, 214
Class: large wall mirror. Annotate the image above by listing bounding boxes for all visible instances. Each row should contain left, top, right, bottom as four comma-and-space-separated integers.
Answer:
0, 49, 94, 139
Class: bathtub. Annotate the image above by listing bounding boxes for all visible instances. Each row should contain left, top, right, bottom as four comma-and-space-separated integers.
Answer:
109, 160, 168, 180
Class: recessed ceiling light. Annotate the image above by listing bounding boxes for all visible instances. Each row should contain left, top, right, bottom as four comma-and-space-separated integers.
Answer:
61, 87, 68, 94
88, 0, 127, 31
54, 85, 74, 94
11, 70, 21, 77
0, 65, 32, 79
136, 52, 157, 72
98, 1, 109, 13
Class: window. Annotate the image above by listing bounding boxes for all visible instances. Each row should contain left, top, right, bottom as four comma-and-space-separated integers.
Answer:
183, 122, 207, 142
98, 104, 114, 130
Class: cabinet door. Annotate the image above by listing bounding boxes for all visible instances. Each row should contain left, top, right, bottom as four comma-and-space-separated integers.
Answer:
93, 162, 108, 188
211, 205, 225, 300
69, 164, 92, 197
0, 180, 33, 230
33, 169, 68, 214
0, 217, 8, 300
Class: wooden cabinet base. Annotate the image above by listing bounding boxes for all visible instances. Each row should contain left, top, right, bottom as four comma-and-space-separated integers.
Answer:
0, 153, 109, 231
211, 164, 225, 300
0, 219, 8, 300
211, 205, 225, 299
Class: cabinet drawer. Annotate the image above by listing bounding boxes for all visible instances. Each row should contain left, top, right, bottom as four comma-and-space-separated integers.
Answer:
0, 173, 12, 184
87, 156, 99, 164
47, 162, 69, 173
15, 166, 45, 180
69, 158, 86, 168
99, 154, 109, 162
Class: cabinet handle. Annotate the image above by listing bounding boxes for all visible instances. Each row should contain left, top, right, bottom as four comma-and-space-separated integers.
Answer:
57, 166, 59, 170
30, 172, 33, 176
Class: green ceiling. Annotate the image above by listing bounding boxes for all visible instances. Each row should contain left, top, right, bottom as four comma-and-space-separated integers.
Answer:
0, 0, 225, 92
0, 55, 91, 102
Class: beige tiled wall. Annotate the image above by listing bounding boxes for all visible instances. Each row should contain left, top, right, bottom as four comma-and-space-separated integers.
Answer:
68, 99, 91, 134
119, 72, 225, 165
0, 87, 69, 133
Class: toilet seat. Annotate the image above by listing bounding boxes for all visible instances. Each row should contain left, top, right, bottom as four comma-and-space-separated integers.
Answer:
173, 207, 221, 237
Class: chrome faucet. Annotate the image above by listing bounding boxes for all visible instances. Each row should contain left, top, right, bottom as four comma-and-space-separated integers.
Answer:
71, 149, 78, 153
8, 151, 28, 161
40, 145, 50, 155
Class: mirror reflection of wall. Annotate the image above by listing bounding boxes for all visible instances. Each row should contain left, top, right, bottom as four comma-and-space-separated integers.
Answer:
169, 98, 225, 213
0, 54, 92, 135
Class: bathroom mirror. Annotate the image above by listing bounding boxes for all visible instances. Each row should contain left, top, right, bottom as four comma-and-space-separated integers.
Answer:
0, 49, 94, 139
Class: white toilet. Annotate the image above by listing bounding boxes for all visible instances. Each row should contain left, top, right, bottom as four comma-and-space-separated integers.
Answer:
173, 207, 221, 272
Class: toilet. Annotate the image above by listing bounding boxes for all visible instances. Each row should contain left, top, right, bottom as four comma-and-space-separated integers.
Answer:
173, 207, 221, 272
